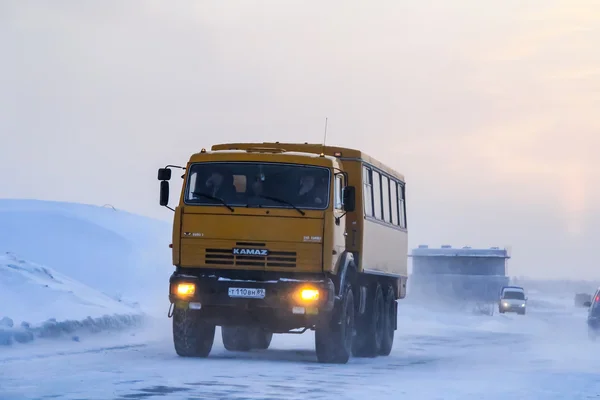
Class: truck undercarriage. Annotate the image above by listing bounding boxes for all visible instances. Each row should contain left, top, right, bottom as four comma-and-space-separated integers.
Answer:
168, 267, 398, 363
169, 268, 336, 333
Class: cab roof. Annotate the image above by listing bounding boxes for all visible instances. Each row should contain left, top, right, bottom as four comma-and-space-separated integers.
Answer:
210, 142, 405, 181
188, 147, 339, 168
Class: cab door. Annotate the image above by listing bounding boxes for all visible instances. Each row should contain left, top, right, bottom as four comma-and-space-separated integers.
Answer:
331, 173, 346, 271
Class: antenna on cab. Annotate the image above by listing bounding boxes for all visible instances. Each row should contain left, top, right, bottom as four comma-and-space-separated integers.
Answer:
320, 117, 328, 157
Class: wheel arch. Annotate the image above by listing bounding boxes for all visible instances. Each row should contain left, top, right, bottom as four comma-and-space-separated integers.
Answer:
331, 251, 358, 299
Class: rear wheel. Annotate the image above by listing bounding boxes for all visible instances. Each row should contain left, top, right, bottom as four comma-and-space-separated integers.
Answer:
379, 284, 396, 356
173, 306, 215, 357
221, 326, 253, 351
353, 283, 384, 357
315, 283, 355, 364
252, 329, 273, 350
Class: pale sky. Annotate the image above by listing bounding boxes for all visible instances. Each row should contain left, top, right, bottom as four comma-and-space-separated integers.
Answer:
1, 1, 599, 279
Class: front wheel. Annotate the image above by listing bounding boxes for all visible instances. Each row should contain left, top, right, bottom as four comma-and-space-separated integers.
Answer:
315, 283, 355, 364
173, 306, 215, 357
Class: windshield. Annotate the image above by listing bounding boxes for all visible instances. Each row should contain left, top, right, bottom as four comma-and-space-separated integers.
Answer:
184, 162, 330, 210
502, 290, 525, 300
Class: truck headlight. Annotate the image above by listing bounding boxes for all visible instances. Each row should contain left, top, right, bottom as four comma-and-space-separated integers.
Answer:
300, 288, 319, 301
502, 302, 509, 307
175, 283, 195, 297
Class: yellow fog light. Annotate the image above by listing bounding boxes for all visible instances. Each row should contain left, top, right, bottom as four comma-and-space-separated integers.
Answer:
300, 288, 319, 301
176, 283, 195, 296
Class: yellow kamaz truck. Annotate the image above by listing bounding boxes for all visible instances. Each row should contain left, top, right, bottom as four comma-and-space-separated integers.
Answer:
157, 142, 408, 364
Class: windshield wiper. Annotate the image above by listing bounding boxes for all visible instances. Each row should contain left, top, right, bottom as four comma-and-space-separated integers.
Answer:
192, 192, 234, 212
256, 195, 305, 216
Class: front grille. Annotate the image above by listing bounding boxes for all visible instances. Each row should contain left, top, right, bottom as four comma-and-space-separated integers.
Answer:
204, 242, 297, 268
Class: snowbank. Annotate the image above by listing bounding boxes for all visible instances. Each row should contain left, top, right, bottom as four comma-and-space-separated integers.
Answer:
0, 252, 143, 345
0, 199, 173, 346
0, 199, 172, 310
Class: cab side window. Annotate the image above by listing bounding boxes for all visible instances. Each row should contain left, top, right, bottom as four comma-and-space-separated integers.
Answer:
185, 171, 198, 201
334, 174, 343, 210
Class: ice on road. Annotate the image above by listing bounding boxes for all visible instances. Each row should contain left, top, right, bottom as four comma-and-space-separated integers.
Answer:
2, 298, 600, 400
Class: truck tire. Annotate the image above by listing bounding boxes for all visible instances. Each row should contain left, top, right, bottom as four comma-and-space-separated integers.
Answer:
315, 283, 355, 364
252, 329, 273, 350
173, 306, 215, 357
221, 326, 253, 351
353, 283, 384, 357
379, 284, 395, 356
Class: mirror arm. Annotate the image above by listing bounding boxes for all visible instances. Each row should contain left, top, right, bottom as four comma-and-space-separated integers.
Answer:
335, 211, 347, 225
165, 164, 186, 170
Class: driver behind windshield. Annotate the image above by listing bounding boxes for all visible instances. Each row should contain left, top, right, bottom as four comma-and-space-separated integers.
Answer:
204, 168, 237, 201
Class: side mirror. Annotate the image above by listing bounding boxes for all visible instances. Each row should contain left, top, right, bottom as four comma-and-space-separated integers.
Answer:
158, 168, 172, 181
160, 180, 170, 206
342, 186, 356, 212
584, 301, 592, 308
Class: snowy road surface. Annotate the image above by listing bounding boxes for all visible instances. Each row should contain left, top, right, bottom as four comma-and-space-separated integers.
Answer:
2, 297, 600, 400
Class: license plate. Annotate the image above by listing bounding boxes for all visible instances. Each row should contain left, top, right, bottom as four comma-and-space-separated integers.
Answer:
228, 287, 266, 299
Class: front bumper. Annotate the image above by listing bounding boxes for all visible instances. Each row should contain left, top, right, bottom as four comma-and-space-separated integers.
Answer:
499, 303, 526, 312
168, 272, 336, 330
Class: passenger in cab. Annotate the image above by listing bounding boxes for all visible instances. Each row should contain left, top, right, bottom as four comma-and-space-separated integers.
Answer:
204, 168, 237, 201
297, 173, 325, 206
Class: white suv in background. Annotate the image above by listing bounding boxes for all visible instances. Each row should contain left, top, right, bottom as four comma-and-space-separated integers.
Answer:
498, 286, 527, 315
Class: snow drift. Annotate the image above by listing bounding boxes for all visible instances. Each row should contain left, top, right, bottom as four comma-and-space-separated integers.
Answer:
0, 199, 172, 308
0, 252, 144, 345
0, 199, 172, 346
